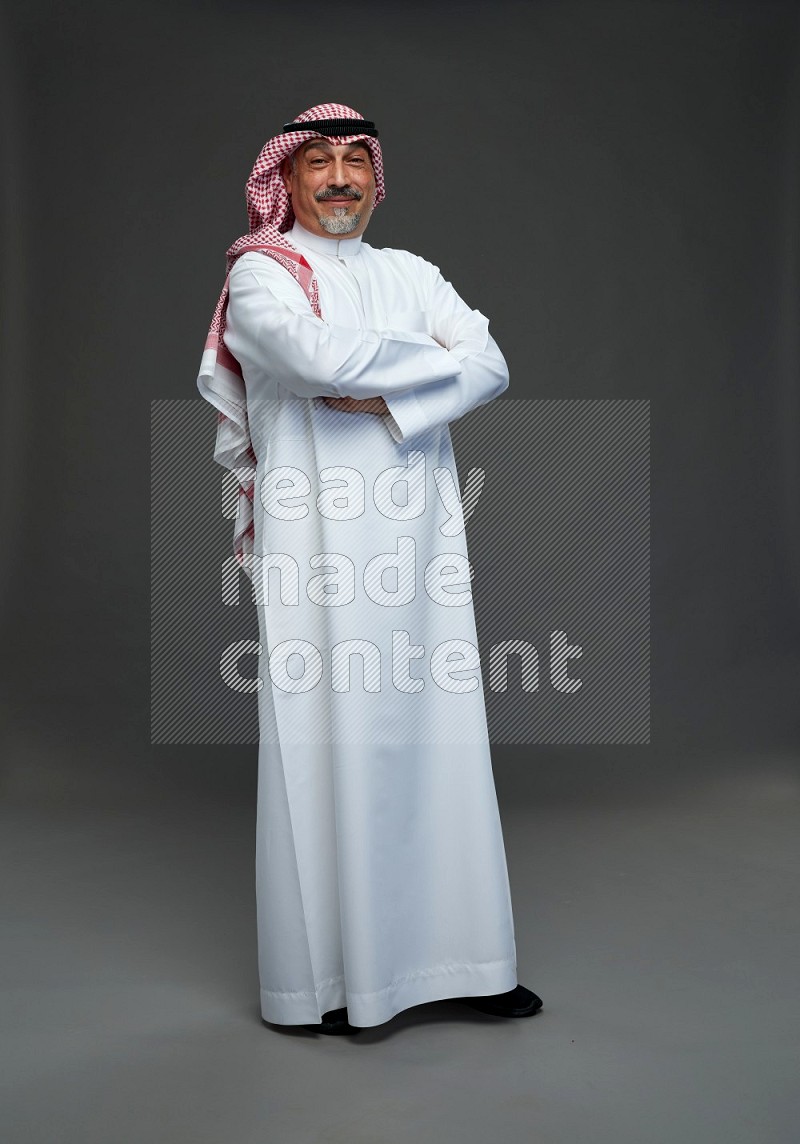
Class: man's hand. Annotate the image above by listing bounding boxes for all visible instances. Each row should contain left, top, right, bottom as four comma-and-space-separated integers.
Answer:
321, 395, 389, 416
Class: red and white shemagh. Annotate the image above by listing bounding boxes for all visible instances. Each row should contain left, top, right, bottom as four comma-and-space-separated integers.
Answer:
197, 103, 385, 576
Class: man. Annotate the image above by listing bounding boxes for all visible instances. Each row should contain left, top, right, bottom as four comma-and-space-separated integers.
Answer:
197, 103, 542, 1034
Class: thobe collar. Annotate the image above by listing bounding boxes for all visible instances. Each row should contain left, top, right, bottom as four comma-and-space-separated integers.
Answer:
289, 220, 364, 259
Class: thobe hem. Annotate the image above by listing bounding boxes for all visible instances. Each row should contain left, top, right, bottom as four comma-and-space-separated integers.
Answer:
260, 953, 517, 1028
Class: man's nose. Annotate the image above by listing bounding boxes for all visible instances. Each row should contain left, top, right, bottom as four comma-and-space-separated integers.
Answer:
327, 160, 350, 186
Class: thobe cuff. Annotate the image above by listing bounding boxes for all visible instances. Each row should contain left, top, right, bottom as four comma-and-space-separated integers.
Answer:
382, 387, 430, 443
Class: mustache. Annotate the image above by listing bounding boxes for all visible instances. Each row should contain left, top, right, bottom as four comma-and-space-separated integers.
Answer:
314, 187, 363, 202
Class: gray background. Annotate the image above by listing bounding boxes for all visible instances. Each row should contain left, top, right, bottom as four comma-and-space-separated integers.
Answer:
2, 1, 799, 1141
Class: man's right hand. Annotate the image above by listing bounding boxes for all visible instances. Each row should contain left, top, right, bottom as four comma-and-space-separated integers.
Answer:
321, 395, 389, 416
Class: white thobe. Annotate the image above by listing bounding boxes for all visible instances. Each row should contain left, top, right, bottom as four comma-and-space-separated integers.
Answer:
221, 220, 518, 1027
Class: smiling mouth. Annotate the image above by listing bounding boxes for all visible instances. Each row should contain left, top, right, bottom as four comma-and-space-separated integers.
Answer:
315, 190, 362, 204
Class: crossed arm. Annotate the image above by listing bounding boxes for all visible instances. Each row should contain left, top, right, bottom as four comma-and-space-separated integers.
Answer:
223, 252, 509, 442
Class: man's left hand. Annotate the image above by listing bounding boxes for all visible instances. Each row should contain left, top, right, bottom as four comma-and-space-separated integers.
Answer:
322, 396, 389, 416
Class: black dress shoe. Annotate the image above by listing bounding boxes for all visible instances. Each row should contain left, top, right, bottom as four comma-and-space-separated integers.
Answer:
454, 984, 543, 1017
303, 1007, 361, 1035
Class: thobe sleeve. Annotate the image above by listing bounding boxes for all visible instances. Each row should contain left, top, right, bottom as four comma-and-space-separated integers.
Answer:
223, 256, 464, 399
381, 263, 509, 443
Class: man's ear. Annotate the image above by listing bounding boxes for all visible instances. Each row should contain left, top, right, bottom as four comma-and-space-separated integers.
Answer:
280, 156, 293, 194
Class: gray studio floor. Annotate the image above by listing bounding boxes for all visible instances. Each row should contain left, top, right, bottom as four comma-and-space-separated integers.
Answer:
2, 703, 798, 1144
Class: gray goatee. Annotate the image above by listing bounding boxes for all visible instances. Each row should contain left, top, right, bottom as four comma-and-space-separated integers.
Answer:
317, 207, 363, 235
314, 187, 364, 235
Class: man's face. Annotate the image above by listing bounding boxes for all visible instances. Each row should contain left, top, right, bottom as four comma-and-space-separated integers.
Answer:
282, 140, 377, 239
